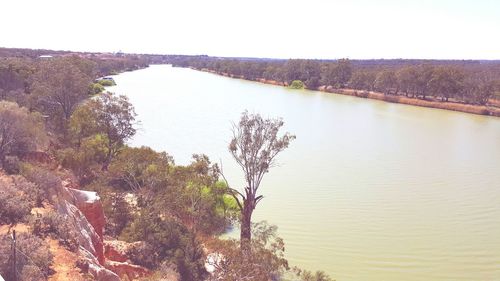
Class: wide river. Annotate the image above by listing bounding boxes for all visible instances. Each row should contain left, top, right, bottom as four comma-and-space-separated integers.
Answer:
110, 64, 500, 281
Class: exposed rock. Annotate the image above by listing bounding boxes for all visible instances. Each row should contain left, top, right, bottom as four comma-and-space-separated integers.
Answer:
80, 247, 120, 281
61, 187, 106, 264
104, 241, 129, 263
58, 186, 118, 280
104, 240, 147, 263
105, 261, 150, 280
104, 240, 151, 279
55, 178, 149, 280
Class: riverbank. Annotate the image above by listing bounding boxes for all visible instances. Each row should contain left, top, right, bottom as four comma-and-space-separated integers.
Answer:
194, 67, 500, 117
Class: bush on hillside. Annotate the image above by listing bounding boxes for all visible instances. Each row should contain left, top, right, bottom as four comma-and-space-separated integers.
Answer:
0, 181, 32, 226
20, 164, 62, 204
30, 211, 80, 251
121, 210, 207, 280
0, 233, 53, 280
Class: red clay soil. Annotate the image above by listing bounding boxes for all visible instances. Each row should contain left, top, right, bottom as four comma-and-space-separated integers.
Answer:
47, 238, 88, 281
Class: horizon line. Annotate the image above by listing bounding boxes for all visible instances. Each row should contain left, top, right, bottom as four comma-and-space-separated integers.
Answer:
2, 45, 500, 62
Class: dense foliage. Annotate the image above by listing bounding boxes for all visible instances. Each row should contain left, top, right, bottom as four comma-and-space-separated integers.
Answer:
0, 48, 337, 281
0, 101, 47, 168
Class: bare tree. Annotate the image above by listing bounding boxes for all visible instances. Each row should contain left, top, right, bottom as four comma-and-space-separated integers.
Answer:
223, 111, 295, 251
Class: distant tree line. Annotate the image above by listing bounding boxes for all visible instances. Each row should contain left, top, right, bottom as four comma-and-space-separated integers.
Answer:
166, 55, 500, 106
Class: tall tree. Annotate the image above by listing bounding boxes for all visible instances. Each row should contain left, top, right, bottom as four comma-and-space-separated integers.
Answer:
322, 59, 352, 88
31, 56, 95, 132
69, 92, 137, 170
224, 111, 295, 250
375, 70, 399, 95
428, 66, 464, 101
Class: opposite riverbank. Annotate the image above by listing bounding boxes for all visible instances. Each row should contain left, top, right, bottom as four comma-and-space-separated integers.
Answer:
194, 67, 500, 117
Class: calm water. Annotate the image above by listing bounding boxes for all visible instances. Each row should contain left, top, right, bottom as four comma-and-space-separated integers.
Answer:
109, 65, 500, 281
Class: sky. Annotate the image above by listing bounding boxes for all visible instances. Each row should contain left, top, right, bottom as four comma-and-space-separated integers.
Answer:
1, 0, 499, 59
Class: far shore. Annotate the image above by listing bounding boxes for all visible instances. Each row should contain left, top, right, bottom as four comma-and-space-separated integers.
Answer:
193, 67, 500, 118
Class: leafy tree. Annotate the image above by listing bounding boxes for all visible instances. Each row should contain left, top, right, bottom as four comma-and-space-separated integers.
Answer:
0, 101, 47, 167
101, 192, 135, 237
322, 59, 352, 88
397, 66, 418, 97
462, 74, 497, 105
31, 56, 95, 132
69, 92, 137, 170
224, 111, 295, 250
121, 209, 207, 281
429, 66, 464, 101
285, 59, 320, 86
375, 70, 399, 95
148, 154, 235, 236
0, 58, 34, 107
348, 71, 376, 90
108, 146, 173, 192
413, 64, 434, 99
58, 134, 108, 183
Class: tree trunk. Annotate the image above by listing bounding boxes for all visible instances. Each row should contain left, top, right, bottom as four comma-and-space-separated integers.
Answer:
240, 200, 253, 251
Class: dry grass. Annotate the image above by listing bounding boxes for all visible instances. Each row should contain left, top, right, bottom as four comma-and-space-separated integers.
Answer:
327, 88, 500, 117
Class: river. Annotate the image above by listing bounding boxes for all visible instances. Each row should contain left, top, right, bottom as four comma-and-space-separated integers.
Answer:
109, 64, 500, 281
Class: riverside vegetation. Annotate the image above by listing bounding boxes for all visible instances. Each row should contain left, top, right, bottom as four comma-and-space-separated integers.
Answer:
0, 48, 332, 280
165, 56, 500, 116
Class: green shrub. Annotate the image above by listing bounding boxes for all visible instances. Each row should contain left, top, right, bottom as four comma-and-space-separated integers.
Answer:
289, 80, 305, 89
20, 165, 62, 204
101, 191, 135, 237
121, 210, 207, 280
0, 181, 32, 225
97, 79, 116, 87
88, 83, 105, 95
30, 211, 80, 251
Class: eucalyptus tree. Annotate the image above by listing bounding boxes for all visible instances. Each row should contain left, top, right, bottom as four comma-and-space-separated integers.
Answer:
31, 56, 95, 132
223, 111, 295, 250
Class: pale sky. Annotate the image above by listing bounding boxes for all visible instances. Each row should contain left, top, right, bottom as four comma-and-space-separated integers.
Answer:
1, 0, 499, 59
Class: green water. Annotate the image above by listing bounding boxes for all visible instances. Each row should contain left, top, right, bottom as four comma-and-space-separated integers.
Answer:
109, 65, 500, 281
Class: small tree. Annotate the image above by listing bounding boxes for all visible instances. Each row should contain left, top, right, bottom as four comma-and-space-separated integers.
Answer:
224, 111, 295, 250
0, 101, 47, 167
69, 92, 137, 170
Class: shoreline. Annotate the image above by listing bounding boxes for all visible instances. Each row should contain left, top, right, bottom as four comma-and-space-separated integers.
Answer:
193, 67, 500, 118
